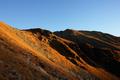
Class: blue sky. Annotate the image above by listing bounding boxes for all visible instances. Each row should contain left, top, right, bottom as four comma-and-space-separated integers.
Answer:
0, 0, 120, 36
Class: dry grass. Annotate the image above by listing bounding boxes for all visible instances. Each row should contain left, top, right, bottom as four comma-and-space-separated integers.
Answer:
0, 22, 119, 80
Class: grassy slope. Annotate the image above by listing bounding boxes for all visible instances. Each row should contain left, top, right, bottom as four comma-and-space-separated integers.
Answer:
0, 22, 119, 80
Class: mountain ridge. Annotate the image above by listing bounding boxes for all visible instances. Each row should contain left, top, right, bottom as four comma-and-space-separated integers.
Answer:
0, 22, 120, 80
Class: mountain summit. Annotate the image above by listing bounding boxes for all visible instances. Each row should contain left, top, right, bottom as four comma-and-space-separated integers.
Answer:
0, 22, 120, 80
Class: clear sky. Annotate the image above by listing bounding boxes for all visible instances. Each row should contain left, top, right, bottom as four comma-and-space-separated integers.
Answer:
0, 0, 120, 36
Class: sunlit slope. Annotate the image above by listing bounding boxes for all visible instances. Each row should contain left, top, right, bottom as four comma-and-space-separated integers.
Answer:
0, 22, 81, 80
0, 22, 119, 80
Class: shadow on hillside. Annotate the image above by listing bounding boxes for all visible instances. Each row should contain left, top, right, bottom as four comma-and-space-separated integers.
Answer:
78, 43, 120, 77
49, 39, 80, 66
49, 39, 120, 77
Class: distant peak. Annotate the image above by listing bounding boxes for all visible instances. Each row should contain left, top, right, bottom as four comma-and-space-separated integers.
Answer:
25, 28, 52, 37
65, 29, 73, 31
26, 28, 52, 33
64, 29, 75, 32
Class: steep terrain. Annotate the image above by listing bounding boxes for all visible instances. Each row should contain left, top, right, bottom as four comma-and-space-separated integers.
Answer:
0, 22, 120, 80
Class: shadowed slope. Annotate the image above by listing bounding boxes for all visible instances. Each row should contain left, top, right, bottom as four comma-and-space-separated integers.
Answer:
54, 29, 120, 77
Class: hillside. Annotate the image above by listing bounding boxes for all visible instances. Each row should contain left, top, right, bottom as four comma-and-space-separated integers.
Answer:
0, 22, 120, 80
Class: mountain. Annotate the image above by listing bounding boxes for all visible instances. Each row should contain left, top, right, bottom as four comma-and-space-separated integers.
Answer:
0, 22, 120, 80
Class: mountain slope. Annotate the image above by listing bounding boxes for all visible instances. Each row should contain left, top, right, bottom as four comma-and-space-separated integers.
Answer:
0, 22, 120, 80
54, 29, 120, 77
